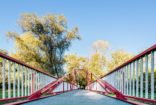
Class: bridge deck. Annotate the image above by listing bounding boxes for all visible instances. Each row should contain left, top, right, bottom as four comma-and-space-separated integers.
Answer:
22, 90, 132, 105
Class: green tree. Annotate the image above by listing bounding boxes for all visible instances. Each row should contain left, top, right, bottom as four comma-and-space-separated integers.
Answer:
7, 13, 80, 77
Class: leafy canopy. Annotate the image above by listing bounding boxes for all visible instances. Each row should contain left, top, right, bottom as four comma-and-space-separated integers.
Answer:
65, 40, 133, 88
7, 13, 80, 77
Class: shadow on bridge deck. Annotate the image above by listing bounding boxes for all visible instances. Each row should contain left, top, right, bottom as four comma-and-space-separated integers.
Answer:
22, 90, 132, 105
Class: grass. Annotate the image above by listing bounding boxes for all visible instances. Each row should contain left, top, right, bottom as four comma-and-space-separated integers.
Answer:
0, 89, 29, 105
0, 89, 18, 98
0, 88, 29, 98
107, 93, 116, 97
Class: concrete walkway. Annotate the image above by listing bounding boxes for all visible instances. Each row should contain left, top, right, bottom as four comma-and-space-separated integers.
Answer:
22, 90, 132, 105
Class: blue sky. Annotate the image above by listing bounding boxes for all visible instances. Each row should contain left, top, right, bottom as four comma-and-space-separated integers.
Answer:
0, 0, 156, 57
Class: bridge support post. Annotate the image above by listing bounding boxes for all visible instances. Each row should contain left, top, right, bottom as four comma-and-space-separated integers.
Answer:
32, 73, 35, 94
63, 81, 64, 92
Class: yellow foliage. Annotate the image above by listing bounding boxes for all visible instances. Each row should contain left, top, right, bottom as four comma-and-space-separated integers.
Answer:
9, 32, 45, 70
6, 13, 80, 76
65, 54, 87, 72
108, 49, 133, 71
88, 52, 106, 76
93, 40, 109, 53
65, 52, 106, 77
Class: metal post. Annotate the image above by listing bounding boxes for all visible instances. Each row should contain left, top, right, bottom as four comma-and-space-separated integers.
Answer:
2, 58, 6, 99
35, 72, 37, 91
140, 58, 143, 98
123, 67, 126, 94
121, 69, 124, 93
18, 64, 20, 97
28, 69, 30, 95
32, 72, 35, 93
113, 73, 116, 89
13, 62, 16, 97
39, 73, 41, 88
120, 70, 122, 92
25, 67, 27, 96
38, 73, 40, 90
30, 70, 32, 94
63, 81, 64, 92
34, 72, 36, 92
133, 62, 135, 96
127, 66, 129, 95
121, 70, 123, 93
21, 66, 24, 96
136, 60, 139, 97
8, 61, 11, 98
145, 55, 148, 98
119, 71, 121, 92
116, 72, 117, 90
151, 51, 154, 99
129, 64, 131, 96
41, 74, 43, 89
37, 73, 39, 90
117, 71, 119, 90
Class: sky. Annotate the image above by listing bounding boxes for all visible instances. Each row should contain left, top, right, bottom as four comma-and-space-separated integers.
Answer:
0, 0, 156, 57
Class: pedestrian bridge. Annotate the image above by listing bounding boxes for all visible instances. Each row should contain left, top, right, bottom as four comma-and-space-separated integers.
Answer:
22, 90, 132, 105
0, 44, 156, 105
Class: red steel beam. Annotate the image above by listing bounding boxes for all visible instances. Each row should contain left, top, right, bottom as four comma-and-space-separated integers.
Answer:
28, 75, 67, 100
96, 78, 127, 101
88, 71, 127, 101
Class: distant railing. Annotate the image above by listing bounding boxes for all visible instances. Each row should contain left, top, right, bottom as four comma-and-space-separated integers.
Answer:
0, 52, 57, 100
88, 44, 156, 100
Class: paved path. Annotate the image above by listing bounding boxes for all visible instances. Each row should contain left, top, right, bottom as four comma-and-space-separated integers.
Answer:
22, 90, 132, 105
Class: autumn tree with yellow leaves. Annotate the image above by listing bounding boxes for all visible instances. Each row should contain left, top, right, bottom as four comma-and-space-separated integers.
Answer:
7, 13, 80, 77
108, 49, 133, 71
6, 13, 132, 83
65, 40, 133, 88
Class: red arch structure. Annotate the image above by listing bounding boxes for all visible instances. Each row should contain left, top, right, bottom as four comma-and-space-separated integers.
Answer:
0, 44, 156, 105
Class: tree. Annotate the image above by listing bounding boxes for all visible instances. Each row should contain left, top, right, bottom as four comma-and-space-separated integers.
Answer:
65, 53, 106, 88
92, 40, 109, 54
65, 40, 133, 88
7, 13, 80, 77
91, 40, 109, 75
65, 54, 87, 88
65, 54, 88, 88
88, 52, 106, 77
108, 49, 133, 71
65, 54, 87, 72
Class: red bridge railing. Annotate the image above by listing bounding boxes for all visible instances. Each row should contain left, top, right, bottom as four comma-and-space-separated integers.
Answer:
0, 52, 77, 103
87, 44, 156, 103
